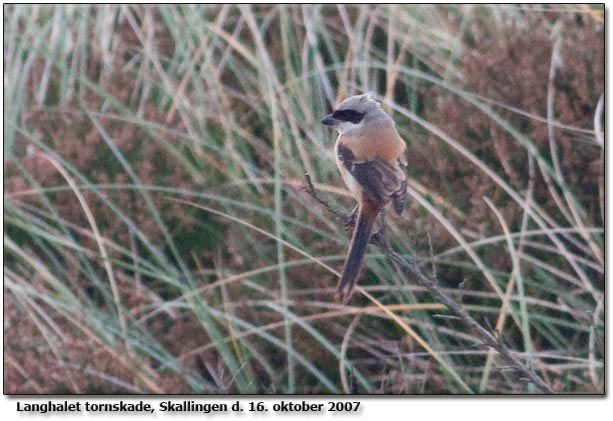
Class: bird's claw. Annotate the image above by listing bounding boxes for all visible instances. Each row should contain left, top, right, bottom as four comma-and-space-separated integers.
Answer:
344, 206, 358, 229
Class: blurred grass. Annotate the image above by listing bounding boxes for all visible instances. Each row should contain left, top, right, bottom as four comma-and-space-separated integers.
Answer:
3, 4, 604, 394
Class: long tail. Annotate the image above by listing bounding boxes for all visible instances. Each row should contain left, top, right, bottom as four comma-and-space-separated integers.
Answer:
336, 199, 379, 303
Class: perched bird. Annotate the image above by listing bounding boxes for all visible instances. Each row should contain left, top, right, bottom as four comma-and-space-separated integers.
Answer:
321, 93, 407, 303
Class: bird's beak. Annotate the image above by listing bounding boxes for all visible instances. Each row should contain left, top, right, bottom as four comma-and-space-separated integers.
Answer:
321, 114, 336, 126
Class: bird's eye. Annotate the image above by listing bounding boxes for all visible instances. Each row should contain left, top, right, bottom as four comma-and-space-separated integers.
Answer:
332, 109, 365, 124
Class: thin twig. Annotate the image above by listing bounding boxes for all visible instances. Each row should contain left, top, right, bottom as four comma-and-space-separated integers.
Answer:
303, 173, 556, 394
303, 173, 347, 221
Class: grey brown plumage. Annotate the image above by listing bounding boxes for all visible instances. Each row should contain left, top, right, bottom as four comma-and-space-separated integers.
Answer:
322, 94, 408, 303
335, 194, 378, 303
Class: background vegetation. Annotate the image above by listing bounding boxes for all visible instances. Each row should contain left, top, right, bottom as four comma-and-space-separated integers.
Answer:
4, 4, 604, 394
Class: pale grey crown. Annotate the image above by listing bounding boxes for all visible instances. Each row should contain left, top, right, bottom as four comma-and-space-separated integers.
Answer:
336, 93, 379, 112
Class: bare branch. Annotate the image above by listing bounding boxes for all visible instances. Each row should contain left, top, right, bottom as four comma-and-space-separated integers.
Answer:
303, 173, 556, 394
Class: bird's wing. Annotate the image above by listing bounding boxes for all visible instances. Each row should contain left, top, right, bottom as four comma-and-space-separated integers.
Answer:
337, 143, 405, 212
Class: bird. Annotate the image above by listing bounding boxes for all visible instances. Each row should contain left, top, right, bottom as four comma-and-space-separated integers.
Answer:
321, 93, 408, 303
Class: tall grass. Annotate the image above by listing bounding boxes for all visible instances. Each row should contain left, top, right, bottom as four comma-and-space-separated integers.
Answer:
4, 4, 604, 393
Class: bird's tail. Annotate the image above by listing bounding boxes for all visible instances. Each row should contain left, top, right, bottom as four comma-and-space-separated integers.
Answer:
336, 199, 379, 303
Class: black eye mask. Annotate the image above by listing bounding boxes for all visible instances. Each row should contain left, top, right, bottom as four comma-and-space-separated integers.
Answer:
332, 109, 366, 124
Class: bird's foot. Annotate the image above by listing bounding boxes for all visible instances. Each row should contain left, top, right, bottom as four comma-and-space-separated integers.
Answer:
344, 205, 358, 229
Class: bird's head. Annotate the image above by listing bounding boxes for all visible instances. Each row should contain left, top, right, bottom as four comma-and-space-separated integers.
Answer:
321, 93, 391, 134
